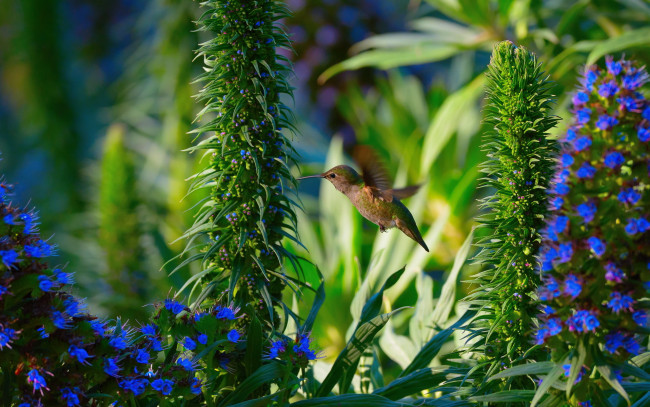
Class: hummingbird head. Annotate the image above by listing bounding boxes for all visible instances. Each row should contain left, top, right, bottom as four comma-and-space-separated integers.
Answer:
298, 165, 362, 195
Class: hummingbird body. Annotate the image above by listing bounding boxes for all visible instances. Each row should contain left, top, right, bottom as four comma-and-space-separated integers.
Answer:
299, 148, 429, 252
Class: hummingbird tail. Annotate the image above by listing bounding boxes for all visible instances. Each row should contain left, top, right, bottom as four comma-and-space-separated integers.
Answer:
395, 218, 429, 252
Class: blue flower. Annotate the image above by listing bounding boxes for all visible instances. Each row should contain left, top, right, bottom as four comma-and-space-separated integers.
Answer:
104, 357, 121, 377
605, 331, 626, 353
560, 154, 574, 167
643, 106, 650, 120
61, 387, 82, 406
68, 345, 93, 365
91, 320, 106, 336
638, 126, 650, 142
606, 292, 634, 313
140, 324, 157, 337
51, 310, 72, 329
0, 325, 18, 350
625, 219, 638, 235
577, 202, 597, 223
151, 338, 164, 351
24, 239, 56, 258
0, 249, 19, 268
198, 333, 208, 345
293, 334, 318, 360
37, 326, 49, 339
151, 378, 174, 395
624, 336, 641, 354
587, 236, 605, 256
573, 136, 592, 152
27, 369, 48, 394
563, 275, 582, 297
134, 348, 150, 364
622, 71, 647, 90
554, 183, 570, 195
595, 114, 618, 130
182, 336, 197, 351
558, 242, 573, 263
550, 197, 564, 210
572, 91, 589, 106
576, 162, 596, 179
606, 57, 622, 76
637, 217, 650, 233
63, 297, 86, 317
604, 263, 625, 283
191, 377, 203, 395
177, 357, 199, 372
164, 299, 185, 314
633, 310, 647, 327
618, 187, 641, 205
109, 332, 129, 350
604, 152, 625, 168
216, 306, 237, 320
598, 80, 619, 98
119, 378, 148, 396
53, 269, 74, 285
566, 128, 577, 142
584, 70, 598, 91
268, 339, 286, 358
38, 275, 54, 292
575, 108, 592, 125
616, 96, 640, 111
227, 329, 240, 342
3, 213, 16, 225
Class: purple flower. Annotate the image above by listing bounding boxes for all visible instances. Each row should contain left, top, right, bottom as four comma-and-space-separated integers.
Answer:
598, 80, 619, 98
575, 108, 592, 125
182, 336, 197, 351
227, 329, 240, 343
595, 114, 619, 130
618, 187, 641, 205
0, 249, 19, 268
604, 263, 625, 283
604, 152, 625, 168
104, 357, 121, 377
606, 57, 622, 76
587, 236, 605, 256
577, 202, 597, 223
563, 275, 582, 297
61, 387, 82, 406
576, 162, 596, 179
572, 91, 589, 106
68, 345, 93, 365
633, 310, 647, 327
573, 136, 592, 152
164, 299, 185, 314
151, 378, 174, 395
638, 126, 650, 142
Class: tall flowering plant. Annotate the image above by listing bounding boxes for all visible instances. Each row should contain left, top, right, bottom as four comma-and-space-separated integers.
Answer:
533, 57, 650, 404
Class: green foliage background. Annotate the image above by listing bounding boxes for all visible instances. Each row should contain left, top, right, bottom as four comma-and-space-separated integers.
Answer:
1, 0, 650, 404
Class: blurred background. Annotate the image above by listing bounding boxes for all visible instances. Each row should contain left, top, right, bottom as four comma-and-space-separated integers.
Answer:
1, 0, 649, 379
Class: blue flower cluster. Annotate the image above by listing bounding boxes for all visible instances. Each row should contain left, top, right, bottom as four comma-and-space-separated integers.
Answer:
536, 57, 650, 383
266, 333, 319, 369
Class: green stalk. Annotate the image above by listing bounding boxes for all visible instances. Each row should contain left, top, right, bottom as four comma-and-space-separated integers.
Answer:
468, 41, 557, 369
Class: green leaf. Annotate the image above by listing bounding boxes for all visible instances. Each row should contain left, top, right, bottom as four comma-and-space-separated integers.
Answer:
244, 314, 262, 376
315, 309, 405, 397
531, 363, 564, 407
469, 390, 535, 402
566, 339, 587, 397
302, 279, 325, 334
292, 394, 404, 406
373, 366, 464, 400
488, 361, 554, 381
587, 27, 650, 66
217, 362, 285, 407
596, 361, 630, 405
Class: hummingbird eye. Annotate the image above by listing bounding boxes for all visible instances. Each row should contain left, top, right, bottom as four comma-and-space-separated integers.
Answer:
329, 173, 336, 179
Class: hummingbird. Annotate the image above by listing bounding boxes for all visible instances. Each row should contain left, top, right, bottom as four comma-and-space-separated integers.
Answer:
298, 145, 429, 252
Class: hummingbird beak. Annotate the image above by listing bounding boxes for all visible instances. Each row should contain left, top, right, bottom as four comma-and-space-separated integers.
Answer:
297, 174, 325, 180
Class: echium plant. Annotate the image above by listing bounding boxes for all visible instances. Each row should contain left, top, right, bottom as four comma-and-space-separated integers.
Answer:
535, 56, 650, 404
469, 41, 557, 373
186, 0, 301, 328
0, 174, 316, 405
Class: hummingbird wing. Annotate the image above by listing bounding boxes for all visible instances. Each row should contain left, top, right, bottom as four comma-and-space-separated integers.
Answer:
389, 185, 421, 200
352, 145, 393, 201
